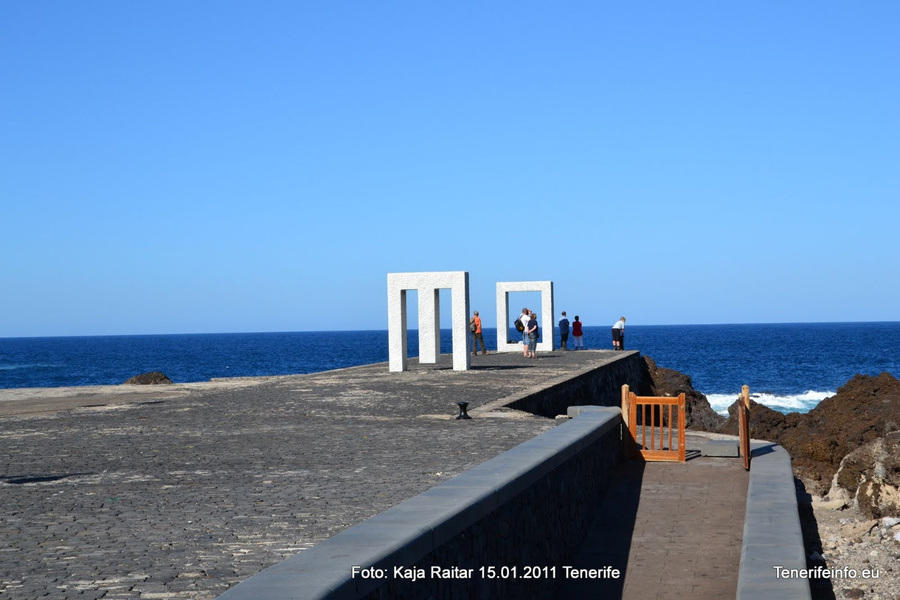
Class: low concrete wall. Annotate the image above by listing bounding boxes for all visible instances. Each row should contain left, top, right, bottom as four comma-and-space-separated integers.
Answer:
217, 407, 623, 600
487, 351, 649, 418
737, 442, 812, 600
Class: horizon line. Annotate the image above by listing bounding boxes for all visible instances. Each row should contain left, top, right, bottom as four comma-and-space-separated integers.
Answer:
3, 320, 899, 340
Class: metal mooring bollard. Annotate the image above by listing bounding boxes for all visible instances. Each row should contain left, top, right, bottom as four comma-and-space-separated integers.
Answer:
456, 401, 472, 420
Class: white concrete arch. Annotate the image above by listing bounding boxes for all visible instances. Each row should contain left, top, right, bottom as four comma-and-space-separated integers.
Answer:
495, 281, 554, 353
387, 272, 470, 372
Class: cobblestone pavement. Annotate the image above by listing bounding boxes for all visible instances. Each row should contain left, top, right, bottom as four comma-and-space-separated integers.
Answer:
0, 351, 618, 599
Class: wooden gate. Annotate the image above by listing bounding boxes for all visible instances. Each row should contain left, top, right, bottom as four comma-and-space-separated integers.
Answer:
622, 386, 686, 462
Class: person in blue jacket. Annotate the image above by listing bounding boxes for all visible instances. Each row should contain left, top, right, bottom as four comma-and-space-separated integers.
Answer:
558, 311, 570, 350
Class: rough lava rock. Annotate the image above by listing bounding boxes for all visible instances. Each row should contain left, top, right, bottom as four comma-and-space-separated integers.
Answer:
828, 431, 900, 519
124, 371, 173, 385
718, 398, 801, 441
720, 372, 900, 494
643, 356, 726, 431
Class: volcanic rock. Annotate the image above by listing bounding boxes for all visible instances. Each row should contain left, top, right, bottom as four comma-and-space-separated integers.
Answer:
718, 398, 802, 440
829, 431, 900, 519
124, 371, 173, 385
720, 372, 900, 494
643, 356, 726, 431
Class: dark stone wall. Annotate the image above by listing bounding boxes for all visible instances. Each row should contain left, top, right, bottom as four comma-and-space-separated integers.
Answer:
508, 351, 651, 417
364, 411, 623, 600
217, 363, 631, 600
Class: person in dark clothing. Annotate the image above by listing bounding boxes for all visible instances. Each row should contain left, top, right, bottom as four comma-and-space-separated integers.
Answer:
526, 313, 539, 358
558, 311, 570, 350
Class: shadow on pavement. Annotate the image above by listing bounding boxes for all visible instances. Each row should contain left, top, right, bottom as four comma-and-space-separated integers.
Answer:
554, 460, 645, 599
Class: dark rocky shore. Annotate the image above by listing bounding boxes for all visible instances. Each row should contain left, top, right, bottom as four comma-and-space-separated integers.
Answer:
641, 356, 726, 431
718, 372, 900, 512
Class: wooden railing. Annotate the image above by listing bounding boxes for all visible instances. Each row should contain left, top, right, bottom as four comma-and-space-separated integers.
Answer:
738, 385, 751, 470
621, 385, 685, 462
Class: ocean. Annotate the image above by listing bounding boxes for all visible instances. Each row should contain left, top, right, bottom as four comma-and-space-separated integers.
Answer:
1, 322, 898, 415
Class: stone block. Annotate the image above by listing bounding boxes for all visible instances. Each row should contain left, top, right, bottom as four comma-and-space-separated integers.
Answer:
701, 440, 739, 457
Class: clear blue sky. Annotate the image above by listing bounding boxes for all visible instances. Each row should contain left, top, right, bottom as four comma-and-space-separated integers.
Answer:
2, 2, 898, 337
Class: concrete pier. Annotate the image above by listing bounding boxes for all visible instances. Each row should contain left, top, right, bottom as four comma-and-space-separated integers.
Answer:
0, 350, 808, 600
0, 350, 639, 599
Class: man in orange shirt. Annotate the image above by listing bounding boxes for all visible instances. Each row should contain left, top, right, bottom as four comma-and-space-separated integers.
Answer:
471, 311, 487, 355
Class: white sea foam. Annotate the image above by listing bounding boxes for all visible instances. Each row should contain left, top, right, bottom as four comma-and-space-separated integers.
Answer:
706, 390, 835, 416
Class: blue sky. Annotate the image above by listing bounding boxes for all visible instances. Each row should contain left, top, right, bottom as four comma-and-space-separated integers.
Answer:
2, 2, 898, 337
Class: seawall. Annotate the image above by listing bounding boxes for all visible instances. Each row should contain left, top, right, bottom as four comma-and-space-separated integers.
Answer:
738, 442, 812, 600
217, 407, 623, 600
473, 350, 648, 418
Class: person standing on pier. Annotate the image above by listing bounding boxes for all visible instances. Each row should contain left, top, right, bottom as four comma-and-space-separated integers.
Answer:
518, 308, 531, 356
526, 312, 539, 358
572, 315, 584, 350
558, 311, 570, 350
471, 311, 487, 355
612, 316, 626, 350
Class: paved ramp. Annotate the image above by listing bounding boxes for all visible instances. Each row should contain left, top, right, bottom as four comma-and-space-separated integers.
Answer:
558, 435, 749, 600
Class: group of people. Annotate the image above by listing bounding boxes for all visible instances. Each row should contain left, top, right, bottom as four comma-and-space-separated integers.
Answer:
517, 308, 540, 358
561, 314, 626, 351
470, 310, 627, 356
556, 311, 585, 350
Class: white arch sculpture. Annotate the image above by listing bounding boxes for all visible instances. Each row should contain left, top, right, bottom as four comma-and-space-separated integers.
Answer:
495, 281, 555, 353
387, 271, 471, 372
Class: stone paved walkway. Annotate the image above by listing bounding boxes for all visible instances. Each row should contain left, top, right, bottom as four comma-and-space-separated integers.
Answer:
0, 351, 623, 599
558, 433, 749, 600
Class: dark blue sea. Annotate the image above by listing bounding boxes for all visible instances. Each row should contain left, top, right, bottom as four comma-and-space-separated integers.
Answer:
1, 322, 898, 415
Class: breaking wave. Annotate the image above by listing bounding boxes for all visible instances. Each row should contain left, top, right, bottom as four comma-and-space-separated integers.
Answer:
706, 390, 835, 416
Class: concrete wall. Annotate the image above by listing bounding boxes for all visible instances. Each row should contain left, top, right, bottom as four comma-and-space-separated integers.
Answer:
737, 442, 812, 600
216, 407, 623, 600
499, 351, 650, 418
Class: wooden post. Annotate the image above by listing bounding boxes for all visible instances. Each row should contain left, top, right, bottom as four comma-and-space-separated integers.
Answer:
621, 384, 630, 459
677, 393, 686, 463
740, 385, 751, 471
